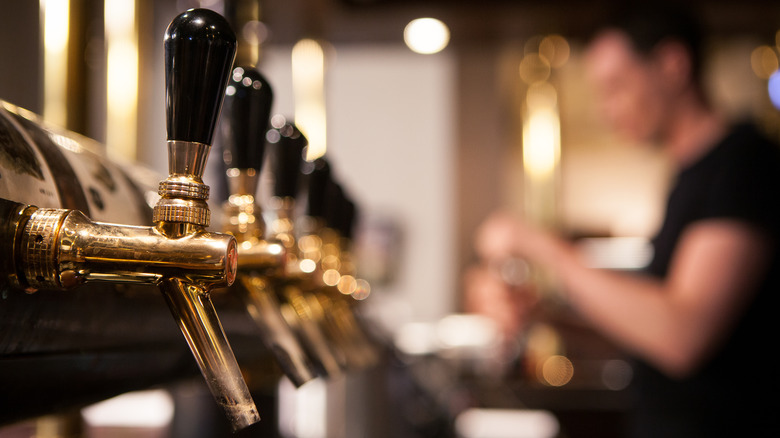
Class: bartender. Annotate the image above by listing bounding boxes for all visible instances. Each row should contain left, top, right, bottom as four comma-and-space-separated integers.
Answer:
473, 5, 780, 437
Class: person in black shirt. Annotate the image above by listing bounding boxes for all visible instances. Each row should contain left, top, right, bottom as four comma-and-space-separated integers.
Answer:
473, 6, 780, 437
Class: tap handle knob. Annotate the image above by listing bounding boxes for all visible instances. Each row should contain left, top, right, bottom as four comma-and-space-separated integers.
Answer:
221, 67, 273, 171
339, 197, 357, 240
325, 182, 356, 239
268, 119, 307, 198
325, 180, 344, 231
164, 8, 237, 146
302, 158, 330, 219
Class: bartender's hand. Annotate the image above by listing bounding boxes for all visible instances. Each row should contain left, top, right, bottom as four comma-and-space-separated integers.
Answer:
463, 263, 538, 350
474, 210, 552, 264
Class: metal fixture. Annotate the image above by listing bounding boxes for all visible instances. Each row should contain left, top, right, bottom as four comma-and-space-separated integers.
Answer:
0, 9, 260, 431
217, 66, 317, 387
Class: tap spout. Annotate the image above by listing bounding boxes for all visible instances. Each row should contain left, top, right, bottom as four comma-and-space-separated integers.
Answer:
160, 277, 260, 431
238, 274, 316, 387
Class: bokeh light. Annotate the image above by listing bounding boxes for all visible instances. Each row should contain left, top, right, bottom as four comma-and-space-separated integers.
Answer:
750, 45, 778, 79
351, 279, 371, 300
299, 259, 317, 273
768, 70, 780, 109
404, 18, 450, 54
322, 268, 341, 286
337, 274, 357, 295
540, 355, 574, 386
519, 53, 551, 85
539, 34, 570, 68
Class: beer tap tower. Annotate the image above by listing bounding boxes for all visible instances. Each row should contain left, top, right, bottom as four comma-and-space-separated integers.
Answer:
0, 9, 260, 431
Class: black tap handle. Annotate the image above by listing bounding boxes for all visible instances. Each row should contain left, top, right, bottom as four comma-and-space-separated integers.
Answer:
339, 197, 357, 240
302, 158, 330, 219
325, 182, 356, 239
267, 120, 307, 197
164, 8, 237, 145
220, 67, 273, 170
325, 181, 344, 231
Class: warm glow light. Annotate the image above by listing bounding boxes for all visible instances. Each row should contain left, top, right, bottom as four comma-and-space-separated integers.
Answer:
540, 355, 574, 387
298, 235, 322, 252
267, 242, 284, 255
337, 274, 357, 295
523, 83, 560, 179
322, 268, 341, 286
321, 254, 341, 271
750, 45, 779, 79
292, 39, 327, 160
403, 18, 450, 55
105, 0, 139, 161
539, 34, 570, 68
300, 259, 317, 273
523, 113, 558, 176
41, 0, 69, 126
519, 53, 551, 85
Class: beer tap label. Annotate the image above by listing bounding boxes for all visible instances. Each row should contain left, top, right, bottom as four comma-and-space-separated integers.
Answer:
0, 109, 61, 209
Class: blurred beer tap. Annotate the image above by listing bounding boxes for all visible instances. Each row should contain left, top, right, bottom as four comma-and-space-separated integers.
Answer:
0, 9, 261, 431
291, 158, 379, 371
217, 66, 317, 387
219, 66, 284, 271
313, 178, 379, 369
265, 116, 307, 266
262, 132, 345, 378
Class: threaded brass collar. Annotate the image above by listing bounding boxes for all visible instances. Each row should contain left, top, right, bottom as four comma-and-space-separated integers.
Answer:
153, 198, 210, 226
21, 208, 68, 289
159, 180, 210, 200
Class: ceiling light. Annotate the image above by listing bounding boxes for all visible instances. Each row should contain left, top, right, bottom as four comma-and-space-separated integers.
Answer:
404, 18, 450, 55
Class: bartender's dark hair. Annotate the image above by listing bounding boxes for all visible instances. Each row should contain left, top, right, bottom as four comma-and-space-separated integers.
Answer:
595, 4, 705, 87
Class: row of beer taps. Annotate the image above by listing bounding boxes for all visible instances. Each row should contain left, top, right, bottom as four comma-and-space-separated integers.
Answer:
216, 56, 379, 399
0, 8, 377, 432
164, 7, 380, 430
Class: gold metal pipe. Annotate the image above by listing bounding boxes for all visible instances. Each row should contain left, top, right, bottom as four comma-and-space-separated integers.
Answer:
160, 277, 258, 430
259, 195, 350, 378
282, 284, 344, 377
293, 216, 379, 371
16, 207, 235, 291
220, 172, 321, 385
237, 274, 316, 386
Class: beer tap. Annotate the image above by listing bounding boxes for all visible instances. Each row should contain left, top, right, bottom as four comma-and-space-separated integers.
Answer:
0, 9, 261, 431
265, 116, 307, 264
308, 177, 378, 370
264, 128, 345, 378
217, 67, 316, 387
